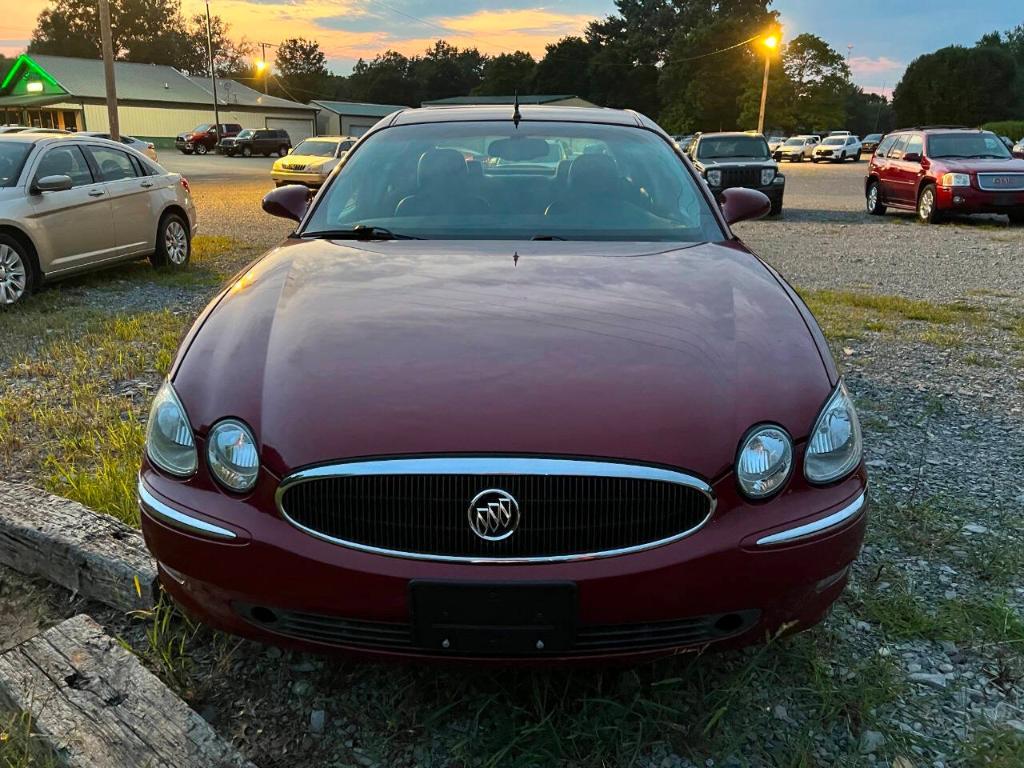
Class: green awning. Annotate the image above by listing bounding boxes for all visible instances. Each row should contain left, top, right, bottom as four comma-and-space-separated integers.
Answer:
0, 93, 68, 107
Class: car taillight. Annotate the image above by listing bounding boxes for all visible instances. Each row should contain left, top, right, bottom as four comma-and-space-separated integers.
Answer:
180, 177, 191, 194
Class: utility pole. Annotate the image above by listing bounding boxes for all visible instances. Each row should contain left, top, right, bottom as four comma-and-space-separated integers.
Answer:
97, 0, 119, 140
757, 53, 771, 136
260, 42, 270, 93
205, 0, 221, 138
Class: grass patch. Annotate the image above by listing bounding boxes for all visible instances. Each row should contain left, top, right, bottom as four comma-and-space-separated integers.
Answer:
0, 711, 58, 768
0, 235, 257, 525
961, 724, 1024, 767
798, 288, 981, 343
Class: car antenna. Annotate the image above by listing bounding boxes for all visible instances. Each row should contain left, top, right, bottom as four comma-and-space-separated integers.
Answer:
512, 91, 521, 128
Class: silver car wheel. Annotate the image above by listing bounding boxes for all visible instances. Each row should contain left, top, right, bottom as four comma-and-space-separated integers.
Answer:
919, 189, 934, 221
867, 185, 878, 212
165, 220, 189, 265
0, 243, 28, 305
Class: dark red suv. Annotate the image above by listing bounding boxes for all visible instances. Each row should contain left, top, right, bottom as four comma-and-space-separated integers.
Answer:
175, 123, 242, 156
865, 128, 1024, 224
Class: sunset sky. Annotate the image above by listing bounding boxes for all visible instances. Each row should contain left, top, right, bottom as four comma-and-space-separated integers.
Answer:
1, 0, 1016, 97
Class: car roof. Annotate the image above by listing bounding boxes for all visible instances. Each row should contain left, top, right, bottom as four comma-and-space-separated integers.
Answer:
298, 135, 358, 142
697, 132, 764, 139
388, 105, 655, 130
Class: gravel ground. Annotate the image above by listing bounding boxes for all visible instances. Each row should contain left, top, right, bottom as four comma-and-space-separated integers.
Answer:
3, 160, 1024, 767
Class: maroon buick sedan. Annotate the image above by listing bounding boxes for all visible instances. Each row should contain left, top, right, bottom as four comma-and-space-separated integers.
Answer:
139, 106, 867, 662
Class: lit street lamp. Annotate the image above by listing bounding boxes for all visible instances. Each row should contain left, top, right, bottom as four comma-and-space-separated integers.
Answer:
757, 31, 781, 136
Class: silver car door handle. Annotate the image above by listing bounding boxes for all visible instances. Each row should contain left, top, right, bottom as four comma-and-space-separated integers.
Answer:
88, 189, 105, 197
140, 181, 154, 188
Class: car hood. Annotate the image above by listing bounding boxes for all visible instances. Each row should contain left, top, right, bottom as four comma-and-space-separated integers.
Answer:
172, 240, 834, 480
935, 157, 1024, 173
275, 154, 335, 169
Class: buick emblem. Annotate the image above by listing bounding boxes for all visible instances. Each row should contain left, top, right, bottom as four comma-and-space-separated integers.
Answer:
468, 489, 519, 541
993, 176, 1011, 186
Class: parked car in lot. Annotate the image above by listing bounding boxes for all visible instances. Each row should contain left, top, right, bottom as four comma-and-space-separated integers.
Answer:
766, 135, 787, 153
0, 125, 31, 134
775, 135, 819, 162
270, 136, 356, 187
140, 105, 866, 662
219, 129, 292, 158
865, 128, 1024, 224
812, 135, 861, 162
0, 134, 197, 306
689, 131, 785, 215
79, 131, 158, 162
1013, 138, 1024, 158
175, 123, 241, 155
860, 133, 885, 155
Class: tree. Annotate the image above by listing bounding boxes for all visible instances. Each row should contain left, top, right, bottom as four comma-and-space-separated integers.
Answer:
176, 14, 251, 77
894, 45, 1019, 126
410, 41, 485, 102
781, 33, 851, 130
274, 37, 329, 101
347, 51, 419, 106
29, 0, 189, 66
657, 1, 777, 132
533, 37, 596, 98
474, 51, 536, 96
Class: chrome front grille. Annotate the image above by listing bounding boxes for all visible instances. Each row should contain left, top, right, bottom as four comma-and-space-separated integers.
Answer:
977, 173, 1024, 191
276, 458, 715, 562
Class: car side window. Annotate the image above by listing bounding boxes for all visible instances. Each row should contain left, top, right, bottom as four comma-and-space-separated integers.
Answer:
87, 146, 137, 181
875, 135, 897, 156
888, 135, 909, 160
34, 145, 94, 188
905, 134, 924, 158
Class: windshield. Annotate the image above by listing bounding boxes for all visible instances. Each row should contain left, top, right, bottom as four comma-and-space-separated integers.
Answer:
237, 130, 254, 139
823, 137, 846, 146
0, 143, 31, 187
303, 121, 723, 242
192, 124, 211, 132
784, 138, 805, 146
864, 134, 883, 142
294, 140, 339, 157
928, 133, 1011, 159
696, 136, 769, 160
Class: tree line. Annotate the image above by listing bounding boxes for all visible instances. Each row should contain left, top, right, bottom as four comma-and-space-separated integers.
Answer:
17, 0, 1024, 135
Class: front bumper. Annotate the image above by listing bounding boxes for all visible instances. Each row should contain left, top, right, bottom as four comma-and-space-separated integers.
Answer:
140, 465, 867, 663
271, 169, 328, 187
935, 185, 1024, 214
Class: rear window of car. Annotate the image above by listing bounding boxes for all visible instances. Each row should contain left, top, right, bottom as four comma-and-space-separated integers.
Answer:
696, 135, 769, 159
88, 146, 137, 181
0, 142, 32, 186
304, 120, 724, 243
926, 132, 1011, 159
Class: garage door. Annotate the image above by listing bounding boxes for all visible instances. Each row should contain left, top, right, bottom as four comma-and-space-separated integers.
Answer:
265, 117, 315, 144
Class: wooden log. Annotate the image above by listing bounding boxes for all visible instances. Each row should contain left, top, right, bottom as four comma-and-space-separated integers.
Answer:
0, 481, 156, 612
0, 614, 256, 768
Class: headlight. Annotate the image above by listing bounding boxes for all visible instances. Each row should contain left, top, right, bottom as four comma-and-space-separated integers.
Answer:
805, 381, 863, 484
940, 173, 971, 188
706, 169, 722, 187
207, 419, 260, 492
145, 381, 197, 477
736, 425, 793, 499
761, 168, 775, 186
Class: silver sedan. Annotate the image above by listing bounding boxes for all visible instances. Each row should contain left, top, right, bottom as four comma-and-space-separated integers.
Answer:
0, 133, 197, 306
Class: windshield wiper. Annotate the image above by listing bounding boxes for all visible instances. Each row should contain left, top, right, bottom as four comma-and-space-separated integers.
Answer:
531, 234, 567, 241
303, 225, 422, 241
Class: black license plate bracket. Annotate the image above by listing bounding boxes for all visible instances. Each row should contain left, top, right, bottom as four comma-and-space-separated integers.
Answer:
411, 581, 577, 655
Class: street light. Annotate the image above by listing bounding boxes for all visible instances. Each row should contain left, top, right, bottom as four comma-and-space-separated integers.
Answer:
757, 31, 781, 136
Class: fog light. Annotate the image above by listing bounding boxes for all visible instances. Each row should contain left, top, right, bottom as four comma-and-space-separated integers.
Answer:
953, 195, 964, 205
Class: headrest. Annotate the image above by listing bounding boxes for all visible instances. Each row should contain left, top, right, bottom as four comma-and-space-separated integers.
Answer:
567, 153, 619, 193
418, 149, 467, 187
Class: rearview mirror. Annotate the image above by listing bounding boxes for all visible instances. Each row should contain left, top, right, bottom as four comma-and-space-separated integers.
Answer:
262, 184, 311, 222
33, 174, 73, 193
718, 187, 771, 225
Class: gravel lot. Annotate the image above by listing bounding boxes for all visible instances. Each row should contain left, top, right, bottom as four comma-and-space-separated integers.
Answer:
3, 159, 1023, 767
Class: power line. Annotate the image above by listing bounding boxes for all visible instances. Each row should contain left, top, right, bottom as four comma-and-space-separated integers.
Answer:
675, 33, 765, 64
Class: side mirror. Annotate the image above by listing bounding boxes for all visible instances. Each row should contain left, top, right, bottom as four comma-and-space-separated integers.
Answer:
262, 184, 311, 222
903, 152, 922, 163
33, 174, 73, 193
719, 187, 771, 225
